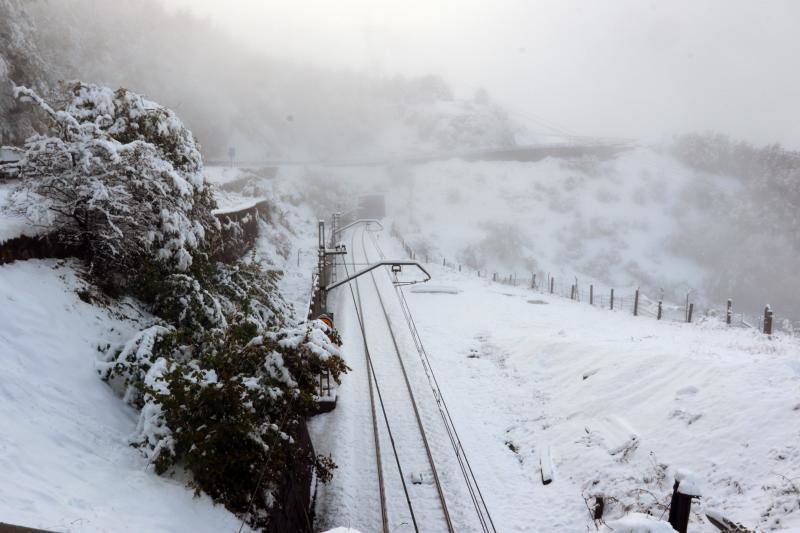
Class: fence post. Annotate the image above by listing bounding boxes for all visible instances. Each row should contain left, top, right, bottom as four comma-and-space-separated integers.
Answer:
684, 292, 691, 322
610, 288, 614, 310
687, 303, 694, 323
633, 288, 640, 316
493, 272, 497, 282
570, 284, 575, 300
589, 284, 594, 305
531, 273, 536, 289
443, 257, 446, 267
459, 264, 461, 272
726, 299, 732, 325
667, 480, 695, 533
550, 277, 555, 294
764, 305, 773, 334
657, 300, 662, 320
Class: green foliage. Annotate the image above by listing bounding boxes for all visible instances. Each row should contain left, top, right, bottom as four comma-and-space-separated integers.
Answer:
100, 254, 348, 530
143, 322, 346, 521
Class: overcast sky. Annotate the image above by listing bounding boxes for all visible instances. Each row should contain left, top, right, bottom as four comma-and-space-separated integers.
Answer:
161, 0, 800, 148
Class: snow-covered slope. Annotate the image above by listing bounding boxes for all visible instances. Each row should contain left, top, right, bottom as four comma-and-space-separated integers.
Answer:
402, 261, 800, 531
299, 144, 797, 325
313, 227, 800, 531
0, 259, 244, 532
389, 148, 706, 289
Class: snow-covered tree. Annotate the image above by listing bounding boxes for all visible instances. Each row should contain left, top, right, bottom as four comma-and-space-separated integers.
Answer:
8, 82, 217, 291
0, 0, 48, 145
671, 132, 800, 316
98, 259, 348, 530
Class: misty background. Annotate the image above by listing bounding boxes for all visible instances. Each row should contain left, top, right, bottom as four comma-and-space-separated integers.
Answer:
2, 0, 800, 323
159, 0, 800, 149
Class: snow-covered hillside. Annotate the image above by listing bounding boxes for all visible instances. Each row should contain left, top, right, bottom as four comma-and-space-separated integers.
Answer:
402, 260, 800, 531
2, 157, 798, 532
0, 260, 245, 531
2, 0, 519, 163
311, 225, 800, 532
298, 144, 798, 327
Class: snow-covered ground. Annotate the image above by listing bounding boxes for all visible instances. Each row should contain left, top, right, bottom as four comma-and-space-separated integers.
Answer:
312, 226, 800, 532
0, 182, 47, 243
404, 262, 800, 531
0, 259, 245, 532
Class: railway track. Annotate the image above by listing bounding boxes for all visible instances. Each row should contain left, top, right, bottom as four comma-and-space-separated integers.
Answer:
342, 226, 453, 532
333, 223, 497, 532
366, 230, 497, 533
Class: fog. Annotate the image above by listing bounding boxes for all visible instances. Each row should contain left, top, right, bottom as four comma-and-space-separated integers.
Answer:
161, 0, 800, 148
2, 0, 800, 323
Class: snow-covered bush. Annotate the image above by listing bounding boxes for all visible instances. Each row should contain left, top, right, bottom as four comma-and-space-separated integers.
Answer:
95, 251, 347, 529
100, 264, 348, 529
6, 81, 350, 528
8, 82, 218, 292
97, 324, 174, 406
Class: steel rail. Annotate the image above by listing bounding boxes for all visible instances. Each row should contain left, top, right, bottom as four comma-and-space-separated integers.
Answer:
344, 230, 416, 532
368, 230, 498, 533
358, 228, 455, 533
366, 232, 490, 531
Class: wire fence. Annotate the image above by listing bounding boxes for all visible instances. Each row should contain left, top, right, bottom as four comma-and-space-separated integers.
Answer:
390, 225, 797, 337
